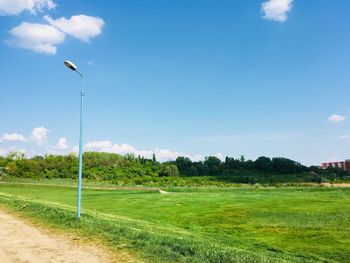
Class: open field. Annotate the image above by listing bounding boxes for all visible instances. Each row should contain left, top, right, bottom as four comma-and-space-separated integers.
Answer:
0, 183, 349, 262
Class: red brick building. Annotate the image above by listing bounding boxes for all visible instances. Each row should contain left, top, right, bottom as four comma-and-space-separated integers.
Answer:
321, 160, 350, 172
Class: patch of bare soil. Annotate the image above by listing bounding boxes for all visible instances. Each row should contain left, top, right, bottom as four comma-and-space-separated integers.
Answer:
320, 183, 350, 187
0, 208, 140, 263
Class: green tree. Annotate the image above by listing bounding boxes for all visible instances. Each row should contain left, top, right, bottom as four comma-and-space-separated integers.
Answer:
204, 156, 222, 175
254, 156, 273, 172
175, 156, 192, 174
272, 157, 305, 174
159, 164, 180, 177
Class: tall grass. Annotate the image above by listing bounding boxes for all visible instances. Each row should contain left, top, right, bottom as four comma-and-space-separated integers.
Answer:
0, 193, 310, 263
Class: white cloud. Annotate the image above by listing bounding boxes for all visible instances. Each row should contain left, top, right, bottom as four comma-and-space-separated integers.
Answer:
71, 145, 79, 154
85, 140, 112, 151
81, 140, 203, 162
44, 15, 105, 42
190, 154, 204, 162
153, 148, 183, 161
18, 148, 26, 155
7, 22, 65, 54
261, 0, 293, 22
328, 114, 345, 123
55, 137, 68, 150
32, 126, 50, 144
0, 146, 17, 156
0, 0, 56, 15
1, 134, 206, 162
108, 143, 139, 155
1, 133, 26, 142
215, 153, 224, 161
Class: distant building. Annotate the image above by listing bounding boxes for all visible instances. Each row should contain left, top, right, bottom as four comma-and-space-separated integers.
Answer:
321, 160, 350, 172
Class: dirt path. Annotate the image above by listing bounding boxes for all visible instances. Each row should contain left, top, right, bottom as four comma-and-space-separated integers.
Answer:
0, 208, 135, 263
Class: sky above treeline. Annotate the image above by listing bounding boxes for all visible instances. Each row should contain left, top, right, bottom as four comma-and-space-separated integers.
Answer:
1, 0, 350, 166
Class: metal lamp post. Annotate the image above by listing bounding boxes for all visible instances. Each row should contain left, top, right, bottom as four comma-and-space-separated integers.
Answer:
64, 60, 84, 220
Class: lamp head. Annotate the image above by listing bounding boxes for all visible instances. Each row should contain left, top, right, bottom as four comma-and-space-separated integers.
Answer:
64, 60, 77, 71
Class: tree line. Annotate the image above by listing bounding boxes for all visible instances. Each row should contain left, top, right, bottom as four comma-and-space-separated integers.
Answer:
0, 152, 348, 184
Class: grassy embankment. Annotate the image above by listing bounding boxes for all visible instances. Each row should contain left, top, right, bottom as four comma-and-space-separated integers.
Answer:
0, 182, 349, 262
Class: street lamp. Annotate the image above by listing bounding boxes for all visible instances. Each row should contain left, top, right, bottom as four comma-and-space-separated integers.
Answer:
64, 60, 84, 220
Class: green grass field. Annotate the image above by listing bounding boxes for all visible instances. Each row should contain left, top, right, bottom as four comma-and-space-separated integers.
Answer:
0, 183, 349, 262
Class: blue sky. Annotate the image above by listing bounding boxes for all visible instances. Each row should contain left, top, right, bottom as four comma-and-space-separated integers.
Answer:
1, 0, 350, 165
